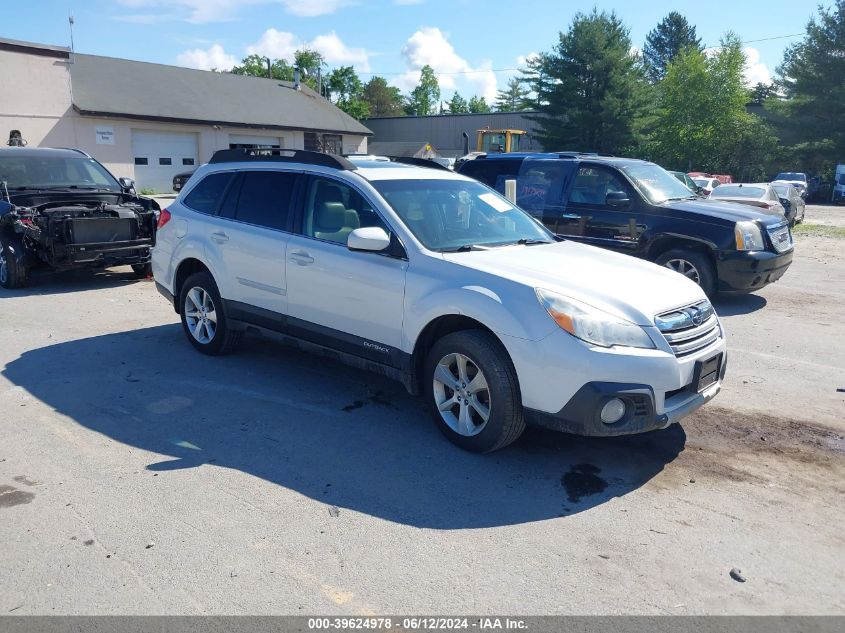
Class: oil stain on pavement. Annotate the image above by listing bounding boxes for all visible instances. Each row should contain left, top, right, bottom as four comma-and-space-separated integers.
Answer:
562, 464, 608, 503
0, 484, 35, 508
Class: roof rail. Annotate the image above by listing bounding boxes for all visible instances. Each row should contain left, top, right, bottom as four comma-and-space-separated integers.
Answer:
388, 156, 451, 171
209, 148, 357, 171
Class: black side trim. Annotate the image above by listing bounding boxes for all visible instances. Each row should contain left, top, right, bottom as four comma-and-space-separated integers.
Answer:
525, 382, 659, 437
222, 299, 413, 373
155, 281, 175, 308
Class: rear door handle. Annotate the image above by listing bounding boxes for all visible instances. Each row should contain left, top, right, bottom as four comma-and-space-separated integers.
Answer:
289, 251, 314, 265
210, 231, 229, 243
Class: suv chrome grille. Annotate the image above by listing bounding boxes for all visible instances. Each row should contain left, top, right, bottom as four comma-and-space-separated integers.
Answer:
767, 223, 793, 254
655, 301, 721, 357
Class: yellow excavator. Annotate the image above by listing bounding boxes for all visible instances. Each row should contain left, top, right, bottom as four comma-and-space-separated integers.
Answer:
476, 128, 526, 153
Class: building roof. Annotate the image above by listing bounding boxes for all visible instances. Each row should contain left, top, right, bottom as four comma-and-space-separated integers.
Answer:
69, 53, 371, 136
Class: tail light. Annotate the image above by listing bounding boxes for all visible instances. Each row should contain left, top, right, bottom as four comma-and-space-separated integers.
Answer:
157, 208, 172, 229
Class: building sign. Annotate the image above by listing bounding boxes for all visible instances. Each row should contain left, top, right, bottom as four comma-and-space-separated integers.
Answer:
95, 126, 115, 145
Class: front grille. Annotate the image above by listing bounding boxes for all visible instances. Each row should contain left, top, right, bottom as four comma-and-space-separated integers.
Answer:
655, 301, 721, 357
767, 223, 793, 253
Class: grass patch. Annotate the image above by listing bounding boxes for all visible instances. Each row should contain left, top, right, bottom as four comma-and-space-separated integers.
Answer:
793, 223, 845, 238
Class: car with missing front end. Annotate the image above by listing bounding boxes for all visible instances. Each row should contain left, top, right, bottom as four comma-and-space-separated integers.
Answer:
0, 147, 158, 289
153, 148, 727, 453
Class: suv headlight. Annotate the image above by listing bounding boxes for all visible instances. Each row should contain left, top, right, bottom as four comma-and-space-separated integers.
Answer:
735, 221, 765, 251
536, 289, 655, 349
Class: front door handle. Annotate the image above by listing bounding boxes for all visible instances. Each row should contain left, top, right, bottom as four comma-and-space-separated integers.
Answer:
210, 231, 229, 243
289, 251, 314, 266
561, 213, 580, 219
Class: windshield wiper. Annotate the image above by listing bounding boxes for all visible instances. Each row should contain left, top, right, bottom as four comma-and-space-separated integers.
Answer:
440, 244, 491, 253
516, 238, 553, 245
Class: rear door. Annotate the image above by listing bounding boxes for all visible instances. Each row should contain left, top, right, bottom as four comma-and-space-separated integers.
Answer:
204, 169, 299, 319
515, 159, 577, 234
285, 175, 408, 364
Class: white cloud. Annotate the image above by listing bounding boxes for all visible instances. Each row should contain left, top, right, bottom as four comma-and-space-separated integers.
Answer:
116, 0, 352, 23
176, 43, 237, 70
516, 52, 538, 67
743, 46, 772, 86
247, 28, 371, 71
396, 27, 498, 102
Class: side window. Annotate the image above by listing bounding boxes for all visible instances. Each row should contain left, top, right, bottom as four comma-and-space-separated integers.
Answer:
183, 172, 233, 214
234, 171, 297, 230
300, 177, 389, 245
569, 166, 630, 207
516, 161, 573, 225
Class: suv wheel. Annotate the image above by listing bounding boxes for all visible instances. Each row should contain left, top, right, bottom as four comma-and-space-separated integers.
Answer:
425, 330, 525, 452
655, 249, 716, 296
0, 238, 31, 289
179, 272, 241, 355
131, 263, 152, 279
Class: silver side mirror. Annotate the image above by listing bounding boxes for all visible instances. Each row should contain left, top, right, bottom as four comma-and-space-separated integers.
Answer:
347, 227, 391, 252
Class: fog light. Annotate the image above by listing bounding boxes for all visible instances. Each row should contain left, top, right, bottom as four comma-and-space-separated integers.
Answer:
600, 398, 626, 424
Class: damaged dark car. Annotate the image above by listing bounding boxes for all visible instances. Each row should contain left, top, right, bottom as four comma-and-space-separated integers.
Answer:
0, 147, 158, 289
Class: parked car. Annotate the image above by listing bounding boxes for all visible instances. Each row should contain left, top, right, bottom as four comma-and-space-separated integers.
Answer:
0, 147, 159, 289
458, 153, 793, 296
692, 177, 721, 196
669, 170, 702, 194
152, 148, 727, 453
773, 172, 808, 199
770, 182, 806, 226
833, 164, 845, 204
709, 183, 787, 218
172, 170, 195, 192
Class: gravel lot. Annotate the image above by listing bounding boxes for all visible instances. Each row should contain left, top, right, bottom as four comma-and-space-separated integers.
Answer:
1, 205, 843, 615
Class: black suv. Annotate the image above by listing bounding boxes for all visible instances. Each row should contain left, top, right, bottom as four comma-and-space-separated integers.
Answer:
458, 153, 794, 295
0, 147, 159, 288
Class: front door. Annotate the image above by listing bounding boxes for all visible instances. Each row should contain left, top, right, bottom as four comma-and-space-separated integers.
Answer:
285, 175, 407, 366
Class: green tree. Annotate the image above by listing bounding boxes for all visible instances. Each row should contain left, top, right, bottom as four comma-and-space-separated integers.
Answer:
650, 33, 777, 177
519, 53, 551, 109
325, 66, 369, 120
773, 0, 845, 169
750, 82, 776, 105
447, 92, 469, 113
495, 77, 530, 111
294, 49, 326, 93
468, 95, 491, 113
231, 54, 293, 81
642, 12, 702, 82
362, 77, 404, 117
526, 10, 649, 153
408, 65, 440, 115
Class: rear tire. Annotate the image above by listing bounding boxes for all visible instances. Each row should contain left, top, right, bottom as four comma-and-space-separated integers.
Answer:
425, 330, 525, 453
178, 272, 242, 355
655, 248, 716, 297
0, 238, 31, 289
131, 263, 152, 279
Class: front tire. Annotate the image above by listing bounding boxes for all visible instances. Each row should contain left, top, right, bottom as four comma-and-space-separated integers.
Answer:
0, 238, 31, 289
425, 330, 525, 453
655, 248, 716, 297
178, 272, 241, 355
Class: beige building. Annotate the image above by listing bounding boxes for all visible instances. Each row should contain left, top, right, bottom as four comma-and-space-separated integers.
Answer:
0, 38, 371, 192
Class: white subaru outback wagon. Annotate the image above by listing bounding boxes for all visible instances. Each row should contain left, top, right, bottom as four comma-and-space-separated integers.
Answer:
152, 149, 726, 452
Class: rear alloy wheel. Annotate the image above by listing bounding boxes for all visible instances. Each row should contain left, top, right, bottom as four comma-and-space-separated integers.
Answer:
179, 271, 241, 355
655, 248, 716, 297
425, 330, 525, 453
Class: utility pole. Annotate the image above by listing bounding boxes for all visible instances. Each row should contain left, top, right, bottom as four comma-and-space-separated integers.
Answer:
68, 14, 75, 54
264, 57, 271, 79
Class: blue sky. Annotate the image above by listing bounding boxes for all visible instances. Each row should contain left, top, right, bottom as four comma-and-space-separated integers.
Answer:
4, 0, 813, 102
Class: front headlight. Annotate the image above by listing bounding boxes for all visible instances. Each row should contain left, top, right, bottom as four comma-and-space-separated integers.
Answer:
735, 220, 765, 251
536, 289, 655, 349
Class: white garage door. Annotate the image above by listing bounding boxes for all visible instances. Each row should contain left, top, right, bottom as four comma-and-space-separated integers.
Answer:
131, 130, 198, 193
229, 134, 282, 149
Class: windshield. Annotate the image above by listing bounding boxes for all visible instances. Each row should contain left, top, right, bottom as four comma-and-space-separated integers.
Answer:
771, 184, 789, 196
775, 172, 806, 182
712, 185, 765, 198
0, 154, 120, 191
372, 179, 553, 251
621, 163, 695, 204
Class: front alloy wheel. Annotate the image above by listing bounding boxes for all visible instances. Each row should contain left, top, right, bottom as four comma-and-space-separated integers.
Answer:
664, 258, 701, 284
433, 352, 491, 437
184, 286, 217, 344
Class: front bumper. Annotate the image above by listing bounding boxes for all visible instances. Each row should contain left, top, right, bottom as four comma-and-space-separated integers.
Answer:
715, 248, 793, 293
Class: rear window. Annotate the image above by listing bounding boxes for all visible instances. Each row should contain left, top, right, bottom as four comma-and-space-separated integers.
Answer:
233, 171, 296, 230
458, 159, 523, 192
712, 185, 764, 198
184, 172, 233, 214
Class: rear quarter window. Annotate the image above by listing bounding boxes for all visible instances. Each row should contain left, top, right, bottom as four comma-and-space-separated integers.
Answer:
184, 172, 233, 214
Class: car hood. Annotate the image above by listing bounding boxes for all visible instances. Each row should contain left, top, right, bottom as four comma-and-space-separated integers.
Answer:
442, 240, 706, 326
662, 198, 786, 224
